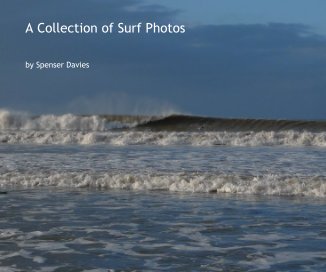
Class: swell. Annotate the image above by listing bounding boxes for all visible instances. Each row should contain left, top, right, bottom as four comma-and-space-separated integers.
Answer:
137, 115, 326, 132
1, 171, 325, 197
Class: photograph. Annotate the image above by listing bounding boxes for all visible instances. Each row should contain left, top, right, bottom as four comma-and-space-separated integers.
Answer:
1, 0, 326, 271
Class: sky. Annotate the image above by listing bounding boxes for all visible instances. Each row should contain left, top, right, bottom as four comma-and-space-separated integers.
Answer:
1, 0, 326, 119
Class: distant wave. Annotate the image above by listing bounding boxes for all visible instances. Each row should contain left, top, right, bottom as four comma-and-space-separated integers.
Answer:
1, 171, 325, 197
1, 109, 326, 146
137, 115, 326, 132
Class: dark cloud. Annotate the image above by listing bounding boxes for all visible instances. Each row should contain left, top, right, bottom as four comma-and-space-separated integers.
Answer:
1, 0, 326, 119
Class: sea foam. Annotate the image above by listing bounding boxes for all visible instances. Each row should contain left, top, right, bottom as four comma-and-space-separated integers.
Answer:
0, 130, 326, 147
1, 172, 325, 197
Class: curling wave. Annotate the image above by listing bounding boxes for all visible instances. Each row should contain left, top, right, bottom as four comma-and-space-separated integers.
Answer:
1, 172, 325, 197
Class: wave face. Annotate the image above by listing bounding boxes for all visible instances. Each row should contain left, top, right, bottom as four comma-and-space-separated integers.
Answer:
137, 115, 326, 132
1, 109, 326, 146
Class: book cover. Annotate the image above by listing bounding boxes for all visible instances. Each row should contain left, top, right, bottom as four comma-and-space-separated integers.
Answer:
1, 1, 325, 271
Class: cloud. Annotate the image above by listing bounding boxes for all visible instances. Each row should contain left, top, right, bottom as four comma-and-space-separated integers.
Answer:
1, 1, 326, 119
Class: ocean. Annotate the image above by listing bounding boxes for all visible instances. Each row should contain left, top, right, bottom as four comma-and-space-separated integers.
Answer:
0, 109, 326, 271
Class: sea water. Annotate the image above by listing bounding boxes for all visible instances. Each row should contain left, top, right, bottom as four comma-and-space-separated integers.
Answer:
1, 145, 325, 196
0, 145, 326, 271
0, 110, 326, 271
0, 189, 325, 272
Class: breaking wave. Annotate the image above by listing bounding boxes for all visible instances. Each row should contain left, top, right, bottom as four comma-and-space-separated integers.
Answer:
1, 109, 326, 147
1, 172, 325, 197
0, 109, 150, 131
